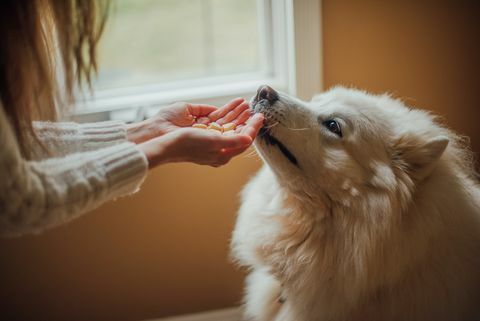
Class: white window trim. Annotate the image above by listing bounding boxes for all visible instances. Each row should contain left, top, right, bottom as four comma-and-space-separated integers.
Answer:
288, 0, 323, 100
72, 0, 322, 122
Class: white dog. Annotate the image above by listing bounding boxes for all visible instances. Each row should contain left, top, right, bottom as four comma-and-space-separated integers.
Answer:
231, 86, 480, 321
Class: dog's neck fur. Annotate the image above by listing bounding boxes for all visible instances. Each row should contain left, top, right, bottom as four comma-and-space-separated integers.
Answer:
263, 159, 480, 319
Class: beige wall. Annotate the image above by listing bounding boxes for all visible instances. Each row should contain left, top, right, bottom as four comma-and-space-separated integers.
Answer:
0, 158, 259, 321
322, 0, 480, 156
1, 1, 479, 320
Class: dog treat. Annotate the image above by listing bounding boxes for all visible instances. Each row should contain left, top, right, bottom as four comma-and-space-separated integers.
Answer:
208, 122, 223, 132
191, 121, 237, 135
192, 123, 208, 129
222, 122, 236, 132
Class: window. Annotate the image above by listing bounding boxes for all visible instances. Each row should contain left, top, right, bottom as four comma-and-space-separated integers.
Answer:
95, 0, 263, 90
74, 0, 322, 122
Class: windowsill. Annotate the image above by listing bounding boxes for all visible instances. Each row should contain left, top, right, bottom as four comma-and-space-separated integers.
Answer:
72, 76, 286, 122
75, 76, 285, 115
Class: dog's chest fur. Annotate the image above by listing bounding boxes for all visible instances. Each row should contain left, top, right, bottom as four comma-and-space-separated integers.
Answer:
232, 166, 480, 321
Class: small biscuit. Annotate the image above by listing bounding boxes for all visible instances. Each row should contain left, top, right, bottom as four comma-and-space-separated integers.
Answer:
192, 123, 208, 129
222, 123, 236, 132
208, 122, 223, 132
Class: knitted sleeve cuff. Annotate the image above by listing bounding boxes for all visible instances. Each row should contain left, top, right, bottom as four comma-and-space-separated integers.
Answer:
0, 142, 148, 237
76, 121, 128, 150
100, 142, 149, 198
39, 141, 149, 201
32, 121, 129, 157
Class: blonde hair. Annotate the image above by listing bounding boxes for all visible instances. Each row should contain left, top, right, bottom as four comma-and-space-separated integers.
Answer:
0, 0, 110, 157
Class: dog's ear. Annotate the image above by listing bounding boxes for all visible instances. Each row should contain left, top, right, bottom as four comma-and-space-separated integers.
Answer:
393, 135, 449, 181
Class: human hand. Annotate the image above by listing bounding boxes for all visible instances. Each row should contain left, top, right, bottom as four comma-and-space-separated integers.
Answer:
139, 113, 264, 168
159, 97, 251, 128
126, 98, 250, 144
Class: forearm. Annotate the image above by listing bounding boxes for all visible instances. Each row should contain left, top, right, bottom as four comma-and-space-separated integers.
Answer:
125, 117, 165, 144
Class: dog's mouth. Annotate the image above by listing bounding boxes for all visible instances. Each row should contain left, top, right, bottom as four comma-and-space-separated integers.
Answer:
251, 85, 299, 168
258, 127, 299, 167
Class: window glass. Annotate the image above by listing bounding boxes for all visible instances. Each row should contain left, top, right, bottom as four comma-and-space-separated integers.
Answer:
95, 0, 261, 90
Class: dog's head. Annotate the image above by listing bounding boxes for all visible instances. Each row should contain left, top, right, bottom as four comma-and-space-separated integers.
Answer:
251, 85, 453, 205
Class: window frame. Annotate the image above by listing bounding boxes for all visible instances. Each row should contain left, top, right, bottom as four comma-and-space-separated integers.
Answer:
72, 0, 322, 122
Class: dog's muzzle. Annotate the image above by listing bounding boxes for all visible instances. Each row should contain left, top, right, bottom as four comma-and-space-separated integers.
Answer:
251, 86, 299, 168
251, 85, 279, 113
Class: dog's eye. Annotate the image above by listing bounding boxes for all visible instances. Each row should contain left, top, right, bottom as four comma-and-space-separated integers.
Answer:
323, 120, 342, 137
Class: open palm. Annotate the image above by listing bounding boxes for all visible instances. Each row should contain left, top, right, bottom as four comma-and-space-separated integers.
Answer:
155, 98, 251, 133
137, 98, 265, 168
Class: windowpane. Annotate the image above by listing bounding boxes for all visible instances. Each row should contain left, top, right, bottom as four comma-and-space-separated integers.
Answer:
95, 0, 261, 90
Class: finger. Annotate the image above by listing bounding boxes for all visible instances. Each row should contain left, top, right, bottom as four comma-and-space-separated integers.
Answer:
213, 134, 252, 150
187, 104, 218, 117
241, 113, 264, 139
221, 145, 250, 159
234, 125, 245, 133
208, 97, 244, 121
232, 109, 252, 126
216, 102, 250, 125
215, 145, 250, 165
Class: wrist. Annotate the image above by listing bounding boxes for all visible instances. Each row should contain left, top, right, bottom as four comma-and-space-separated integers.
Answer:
138, 133, 178, 169
126, 117, 166, 144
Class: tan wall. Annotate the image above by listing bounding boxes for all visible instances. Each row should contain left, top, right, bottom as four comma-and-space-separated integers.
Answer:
322, 0, 480, 156
0, 159, 259, 321
1, 1, 479, 320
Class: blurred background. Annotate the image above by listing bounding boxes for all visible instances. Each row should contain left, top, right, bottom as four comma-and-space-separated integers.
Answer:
0, 0, 479, 320
94, 0, 261, 90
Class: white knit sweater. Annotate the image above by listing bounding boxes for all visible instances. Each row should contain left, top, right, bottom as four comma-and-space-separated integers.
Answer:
0, 106, 148, 237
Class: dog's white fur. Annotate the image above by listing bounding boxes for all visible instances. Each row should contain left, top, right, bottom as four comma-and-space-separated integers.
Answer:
231, 87, 480, 321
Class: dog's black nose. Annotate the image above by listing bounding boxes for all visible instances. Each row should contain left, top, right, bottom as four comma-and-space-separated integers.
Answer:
256, 85, 278, 103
